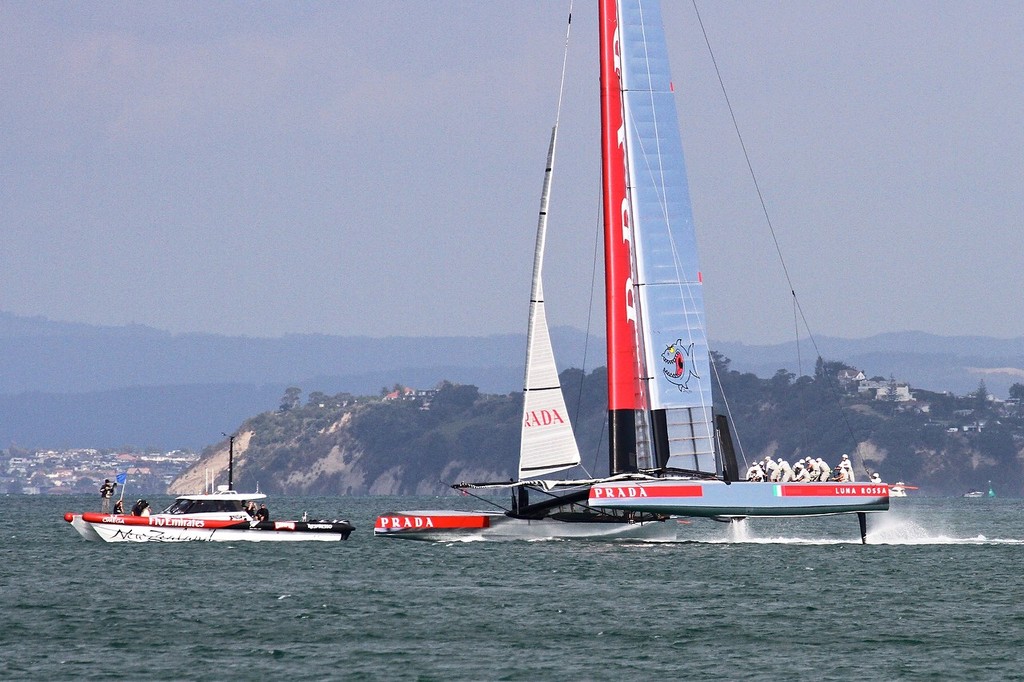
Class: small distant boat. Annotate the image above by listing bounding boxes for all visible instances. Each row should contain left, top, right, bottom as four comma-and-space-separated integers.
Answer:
889, 482, 917, 498
963, 481, 995, 499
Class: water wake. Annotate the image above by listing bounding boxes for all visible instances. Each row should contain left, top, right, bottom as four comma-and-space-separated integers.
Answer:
867, 515, 1024, 545
683, 515, 1024, 545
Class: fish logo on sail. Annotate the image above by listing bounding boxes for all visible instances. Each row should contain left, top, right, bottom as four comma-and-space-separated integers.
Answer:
662, 340, 699, 391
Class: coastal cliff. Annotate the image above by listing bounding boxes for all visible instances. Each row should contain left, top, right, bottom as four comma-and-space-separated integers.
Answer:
170, 362, 1024, 498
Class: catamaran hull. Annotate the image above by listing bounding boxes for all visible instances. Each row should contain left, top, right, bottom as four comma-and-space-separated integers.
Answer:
588, 481, 890, 518
65, 513, 353, 543
374, 509, 677, 541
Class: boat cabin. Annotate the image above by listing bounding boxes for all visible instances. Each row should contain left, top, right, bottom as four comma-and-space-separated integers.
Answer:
160, 491, 267, 515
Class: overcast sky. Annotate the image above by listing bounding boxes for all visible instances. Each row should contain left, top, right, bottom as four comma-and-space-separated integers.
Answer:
3, 2, 1023, 345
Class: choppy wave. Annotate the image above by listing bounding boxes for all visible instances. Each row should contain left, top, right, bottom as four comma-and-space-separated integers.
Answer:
7, 494, 1024, 681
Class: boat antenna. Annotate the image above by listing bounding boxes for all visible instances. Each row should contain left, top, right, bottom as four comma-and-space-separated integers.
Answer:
222, 432, 235, 491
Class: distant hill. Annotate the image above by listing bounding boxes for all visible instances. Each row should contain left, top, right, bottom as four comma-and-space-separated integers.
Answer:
0, 311, 552, 448
0, 310, 531, 394
172, 365, 1023, 498
717, 332, 1024, 398
4, 310, 1024, 449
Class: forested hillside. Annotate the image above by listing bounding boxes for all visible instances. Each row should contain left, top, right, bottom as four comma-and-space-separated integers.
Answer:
171, 355, 1024, 497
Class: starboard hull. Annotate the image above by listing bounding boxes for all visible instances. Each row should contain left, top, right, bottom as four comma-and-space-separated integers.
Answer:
373, 509, 677, 542
588, 480, 890, 518
65, 513, 353, 543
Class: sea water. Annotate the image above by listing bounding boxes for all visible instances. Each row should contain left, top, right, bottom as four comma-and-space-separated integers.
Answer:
2, 494, 1022, 680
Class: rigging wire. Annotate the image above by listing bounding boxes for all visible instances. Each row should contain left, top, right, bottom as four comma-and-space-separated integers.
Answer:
561, 2, 597, 479
583, 176, 608, 477
578, 175, 605, 479
690, 0, 860, 450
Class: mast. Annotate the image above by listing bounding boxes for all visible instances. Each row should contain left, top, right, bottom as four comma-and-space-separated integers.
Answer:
600, 0, 641, 474
227, 434, 234, 491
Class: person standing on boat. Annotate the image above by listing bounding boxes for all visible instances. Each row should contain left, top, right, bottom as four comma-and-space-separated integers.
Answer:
99, 479, 116, 513
815, 458, 832, 482
765, 458, 781, 482
777, 458, 795, 482
837, 454, 855, 482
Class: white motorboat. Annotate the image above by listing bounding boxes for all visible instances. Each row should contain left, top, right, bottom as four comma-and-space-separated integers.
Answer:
889, 482, 917, 497
65, 488, 354, 543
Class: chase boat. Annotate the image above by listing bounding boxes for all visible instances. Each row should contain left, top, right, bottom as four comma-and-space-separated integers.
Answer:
64, 487, 354, 543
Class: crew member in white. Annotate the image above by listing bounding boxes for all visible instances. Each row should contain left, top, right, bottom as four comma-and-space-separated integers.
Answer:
777, 458, 795, 482
837, 454, 855, 482
815, 458, 831, 482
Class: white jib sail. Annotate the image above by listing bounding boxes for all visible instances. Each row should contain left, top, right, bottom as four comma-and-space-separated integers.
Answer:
519, 125, 582, 480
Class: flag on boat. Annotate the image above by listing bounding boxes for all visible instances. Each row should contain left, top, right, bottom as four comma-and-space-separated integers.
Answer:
115, 473, 127, 485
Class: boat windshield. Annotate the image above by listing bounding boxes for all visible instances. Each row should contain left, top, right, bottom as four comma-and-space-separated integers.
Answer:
162, 498, 247, 514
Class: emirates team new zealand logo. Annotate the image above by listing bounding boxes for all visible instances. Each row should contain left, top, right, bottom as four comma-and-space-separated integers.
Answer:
662, 339, 699, 391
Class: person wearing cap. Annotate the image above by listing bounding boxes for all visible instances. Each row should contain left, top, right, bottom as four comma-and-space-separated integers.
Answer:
745, 461, 765, 482
837, 454, 855, 482
816, 458, 832, 482
793, 461, 812, 482
870, 472, 882, 484
777, 458, 795, 482
99, 478, 116, 513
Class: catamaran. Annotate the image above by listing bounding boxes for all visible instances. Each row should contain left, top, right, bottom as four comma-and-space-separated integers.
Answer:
583, 0, 887, 541
377, 0, 888, 542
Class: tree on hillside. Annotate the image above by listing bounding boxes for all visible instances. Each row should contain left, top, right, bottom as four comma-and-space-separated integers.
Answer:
768, 369, 795, 399
279, 387, 301, 412
431, 382, 480, 413
973, 380, 989, 411
814, 357, 853, 382
1010, 383, 1024, 401
306, 391, 330, 407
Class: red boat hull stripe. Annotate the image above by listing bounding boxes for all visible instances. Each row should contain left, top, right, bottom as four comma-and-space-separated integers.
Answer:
778, 484, 890, 497
374, 514, 491, 531
589, 485, 704, 500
